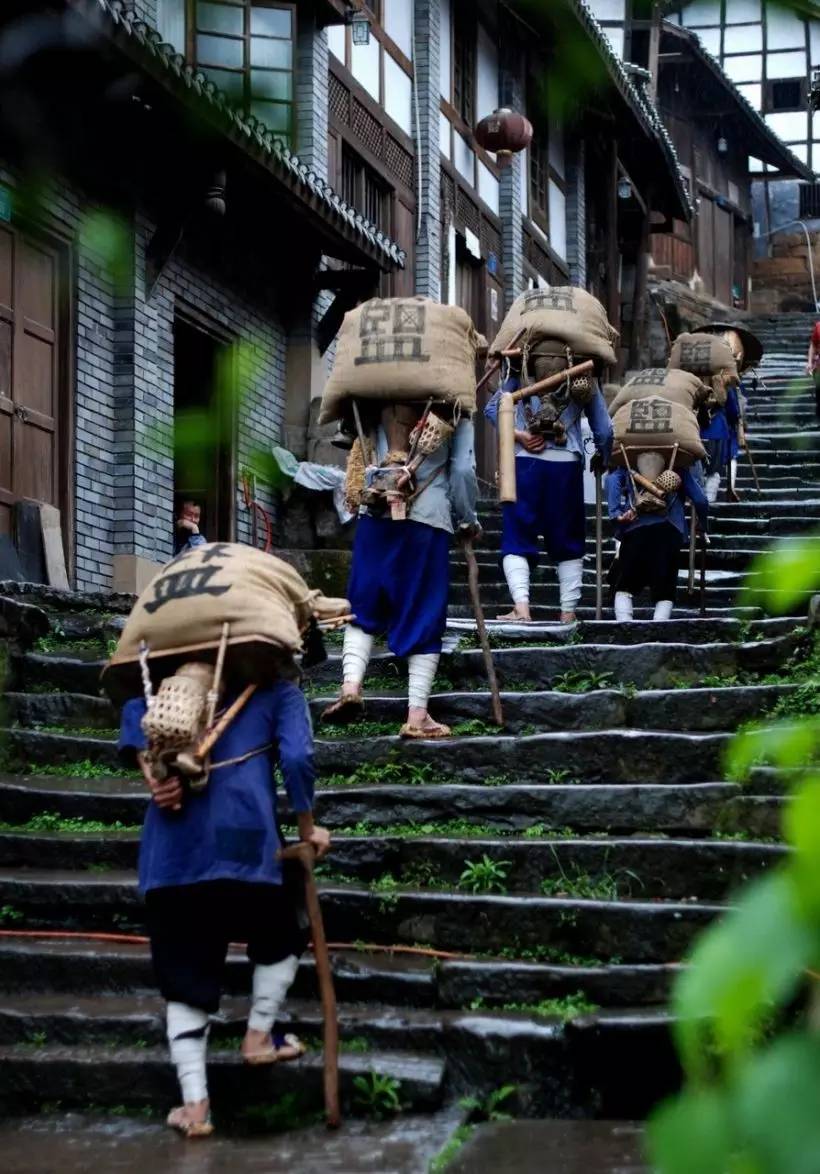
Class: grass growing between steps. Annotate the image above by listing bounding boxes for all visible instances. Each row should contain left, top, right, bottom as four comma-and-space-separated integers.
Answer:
467, 993, 598, 1021
0, 812, 139, 834
23, 725, 120, 739
32, 636, 116, 658
0, 755, 136, 779
331, 819, 579, 840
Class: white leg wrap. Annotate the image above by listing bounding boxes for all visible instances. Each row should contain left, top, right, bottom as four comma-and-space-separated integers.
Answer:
705, 473, 721, 503
167, 1002, 209, 1104
502, 554, 530, 605
653, 600, 674, 622
247, 955, 300, 1034
730, 458, 738, 485
614, 592, 634, 621
558, 559, 583, 614
408, 653, 440, 711
342, 625, 374, 686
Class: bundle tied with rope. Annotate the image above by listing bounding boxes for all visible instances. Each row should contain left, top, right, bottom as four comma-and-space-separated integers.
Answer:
103, 544, 351, 788
612, 396, 705, 476
668, 332, 739, 407
608, 368, 710, 417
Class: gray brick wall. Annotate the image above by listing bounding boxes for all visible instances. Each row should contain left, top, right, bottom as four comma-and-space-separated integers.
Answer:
413, 0, 441, 299
566, 138, 587, 288
296, 21, 329, 178
500, 62, 526, 308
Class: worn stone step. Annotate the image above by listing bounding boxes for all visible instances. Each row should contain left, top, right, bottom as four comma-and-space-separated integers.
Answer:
444, 618, 796, 645
0, 870, 726, 962
0, 772, 783, 837
0, 1041, 446, 1117
0, 832, 783, 901
3, 693, 116, 731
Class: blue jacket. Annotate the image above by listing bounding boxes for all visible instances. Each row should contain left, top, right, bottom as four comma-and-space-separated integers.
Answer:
606, 464, 708, 542
485, 374, 613, 465
120, 681, 315, 893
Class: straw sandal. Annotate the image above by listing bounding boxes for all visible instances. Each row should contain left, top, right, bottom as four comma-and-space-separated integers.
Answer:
496, 610, 533, 622
242, 1031, 306, 1066
166, 1105, 214, 1139
320, 688, 364, 723
400, 719, 452, 740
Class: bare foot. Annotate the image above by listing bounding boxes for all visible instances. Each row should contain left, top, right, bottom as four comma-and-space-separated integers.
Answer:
167, 1100, 213, 1138
320, 682, 364, 723
497, 606, 532, 622
401, 710, 452, 739
242, 1027, 305, 1065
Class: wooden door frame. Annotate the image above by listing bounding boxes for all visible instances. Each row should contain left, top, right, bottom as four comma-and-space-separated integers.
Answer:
173, 302, 238, 542
4, 212, 75, 583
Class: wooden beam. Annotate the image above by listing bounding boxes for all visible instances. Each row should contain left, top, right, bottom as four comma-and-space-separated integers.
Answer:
607, 139, 621, 346
628, 200, 652, 371
313, 267, 379, 295
316, 273, 378, 354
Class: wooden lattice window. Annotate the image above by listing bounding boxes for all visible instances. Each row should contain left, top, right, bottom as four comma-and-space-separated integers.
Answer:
452, 6, 476, 127
530, 134, 549, 231
340, 144, 390, 228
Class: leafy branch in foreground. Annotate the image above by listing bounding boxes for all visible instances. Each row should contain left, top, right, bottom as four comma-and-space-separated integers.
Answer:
649, 533, 820, 1173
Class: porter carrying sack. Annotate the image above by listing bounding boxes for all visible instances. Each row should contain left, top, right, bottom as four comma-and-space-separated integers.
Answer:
608, 368, 709, 416
669, 332, 737, 377
102, 543, 350, 703
611, 397, 705, 469
318, 297, 479, 425
489, 286, 618, 368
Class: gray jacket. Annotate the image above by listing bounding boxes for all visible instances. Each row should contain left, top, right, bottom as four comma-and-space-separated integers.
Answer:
364, 416, 479, 534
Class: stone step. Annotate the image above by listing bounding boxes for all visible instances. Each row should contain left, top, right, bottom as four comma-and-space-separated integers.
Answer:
0, 831, 780, 901
0, 1041, 446, 1118
0, 870, 727, 963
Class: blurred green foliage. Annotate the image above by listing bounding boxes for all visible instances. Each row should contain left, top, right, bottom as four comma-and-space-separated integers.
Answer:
648, 534, 820, 1174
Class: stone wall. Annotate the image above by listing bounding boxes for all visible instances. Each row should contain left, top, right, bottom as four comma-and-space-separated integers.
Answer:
636, 277, 743, 370
749, 230, 820, 314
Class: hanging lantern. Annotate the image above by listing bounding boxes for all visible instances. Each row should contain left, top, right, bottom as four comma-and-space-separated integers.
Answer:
474, 108, 533, 167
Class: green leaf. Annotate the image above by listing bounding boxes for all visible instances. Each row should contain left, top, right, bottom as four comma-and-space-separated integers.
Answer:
740, 534, 820, 614
673, 872, 813, 1080
725, 720, 819, 781
733, 1033, 820, 1174
647, 1088, 736, 1174
783, 776, 820, 923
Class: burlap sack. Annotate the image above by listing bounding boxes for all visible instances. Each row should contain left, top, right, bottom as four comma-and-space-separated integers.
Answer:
102, 543, 350, 702
669, 332, 738, 379
609, 368, 709, 416
612, 397, 705, 469
318, 298, 479, 425
490, 287, 618, 367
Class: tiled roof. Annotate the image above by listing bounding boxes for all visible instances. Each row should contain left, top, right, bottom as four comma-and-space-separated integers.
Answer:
570, 0, 694, 220
662, 22, 813, 182
71, 0, 406, 268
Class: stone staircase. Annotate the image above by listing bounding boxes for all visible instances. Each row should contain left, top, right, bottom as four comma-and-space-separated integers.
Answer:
0, 365, 818, 1143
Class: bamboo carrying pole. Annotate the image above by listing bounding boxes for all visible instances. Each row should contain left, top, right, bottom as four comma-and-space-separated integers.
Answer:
595, 471, 604, 621
463, 537, 504, 726
508, 359, 595, 404
498, 392, 517, 503
279, 842, 341, 1130
475, 328, 526, 398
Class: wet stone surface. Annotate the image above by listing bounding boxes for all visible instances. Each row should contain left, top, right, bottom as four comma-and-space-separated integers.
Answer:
449, 1119, 647, 1173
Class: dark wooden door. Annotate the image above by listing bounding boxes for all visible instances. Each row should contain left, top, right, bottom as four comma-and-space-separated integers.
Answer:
714, 205, 733, 307
0, 223, 61, 539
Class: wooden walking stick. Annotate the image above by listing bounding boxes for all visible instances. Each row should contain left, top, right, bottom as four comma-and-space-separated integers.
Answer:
475, 328, 526, 398
688, 507, 697, 596
595, 469, 603, 621
463, 535, 504, 727
740, 413, 762, 497
279, 842, 341, 1129
699, 529, 707, 617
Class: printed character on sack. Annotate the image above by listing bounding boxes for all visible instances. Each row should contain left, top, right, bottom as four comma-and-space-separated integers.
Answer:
485, 287, 615, 624
318, 297, 481, 740
103, 545, 347, 1138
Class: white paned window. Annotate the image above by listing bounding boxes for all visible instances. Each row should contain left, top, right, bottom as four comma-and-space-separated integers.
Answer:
478, 160, 500, 215
766, 50, 807, 78
157, 0, 186, 53
549, 128, 565, 180
384, 54, 412, 134
519, 146, 529, 216
548, 179, 567, 260
602, 26, 625, 58
737, 82, 763, 109
765, 110, 807, 140
725, 0, 760, 19
439, 110, 452, 158
788, 143, 808, 163
440, 0, 452, 99
476, 24, 499, 121
327, 23, 345, 62
765, 2, 805, 50
384, 0, 413, 59
728, 181, 740, 205
748, 154, 764, 169
682, 0, 721, 26
812, 23, 820, 66
586, 0, 625, 18
723, 53, 762, 82
351, 33, 380, 101
692, 27, 721, 56
454, 130, 475, 184
723, 23, 762, 52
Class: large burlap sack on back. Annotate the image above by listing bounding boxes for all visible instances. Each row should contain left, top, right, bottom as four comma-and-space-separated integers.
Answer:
609, 368, 709, 416
319, 298, 478, 425
669, 332, 737, 378
490, 287, 618, 367
102, 543, 349, 703
612, 397, 705, 469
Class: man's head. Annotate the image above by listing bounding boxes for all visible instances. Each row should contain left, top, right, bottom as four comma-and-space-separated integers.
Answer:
178, 500, 201, 526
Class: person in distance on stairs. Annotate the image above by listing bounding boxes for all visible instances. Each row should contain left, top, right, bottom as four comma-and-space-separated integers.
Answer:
118, 683, 330, 1139
806, 318, 820, 422
485, 360, 612, 625
608, 461, 709, 622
